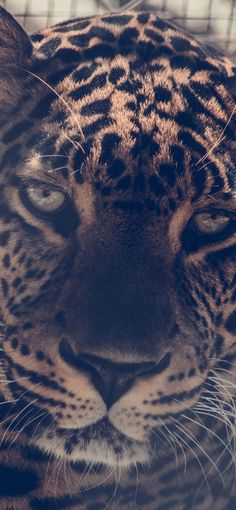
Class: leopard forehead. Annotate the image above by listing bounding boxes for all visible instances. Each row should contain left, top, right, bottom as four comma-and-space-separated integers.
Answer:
1, 10, 236, 222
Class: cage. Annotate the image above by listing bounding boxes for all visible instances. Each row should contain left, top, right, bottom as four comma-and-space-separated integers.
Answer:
0, 0, 235, 61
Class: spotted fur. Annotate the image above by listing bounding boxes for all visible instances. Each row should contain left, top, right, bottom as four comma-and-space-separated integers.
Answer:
0, 5, 236, 509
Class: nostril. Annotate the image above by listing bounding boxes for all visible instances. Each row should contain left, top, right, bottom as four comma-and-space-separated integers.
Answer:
59, 338, 172, 408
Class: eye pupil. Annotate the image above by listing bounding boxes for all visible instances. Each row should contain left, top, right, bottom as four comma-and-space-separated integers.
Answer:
24, 184, 66, 214
42, 190, 51, 198
194, 211, 230, 235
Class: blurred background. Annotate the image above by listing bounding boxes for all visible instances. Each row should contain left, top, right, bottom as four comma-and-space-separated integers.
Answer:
0, 0, 235, 60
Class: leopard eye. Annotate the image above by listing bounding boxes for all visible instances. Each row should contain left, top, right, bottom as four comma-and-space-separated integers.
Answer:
25, 184, 66, 214
194, 212, 230, 235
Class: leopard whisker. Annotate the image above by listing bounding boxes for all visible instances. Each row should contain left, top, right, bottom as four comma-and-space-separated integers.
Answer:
22, 68, 85, 145
0, 397, 38, 447
172, 418, 225, 487
47, 165, 68, 173
25, 154, 68, 161
9, 409, 47, 448
120, 0, 143, 10
195, 104, 236, 168
171, 424, 212, 497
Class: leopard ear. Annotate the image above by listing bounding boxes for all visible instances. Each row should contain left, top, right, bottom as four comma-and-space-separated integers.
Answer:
0, 7, 33, 113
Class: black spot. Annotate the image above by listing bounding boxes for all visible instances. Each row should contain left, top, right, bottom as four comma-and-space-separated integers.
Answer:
1, 278, 8, 297
73, 64, 97, 83
22, 322, 33, 330
100, 133, 121, 165
190, 81, 213, 100
175, 111, 196, 130
102, 15, 132, 25
2, 254, 10, 268
149, 175, 166, 197
69, 26, 115, 47
119, 27, 139, 49
0, 231, 10, 246
134, 174, 146, 192
54, 311, 67, 328
109, 66, 126, 85
69, 73, 107, 101
0, 464, 39, 495
171, 36, 192, 52
159, 163, 177, 187
171, 55, 198, 73
178, 131, 206, 156
152, 18, 169, 31
225, 311, 236, 334
107, 159, 125, 179
39, 37, 61, 56
48, 66, 74, 86
31, 33, 44, 43
154, 85, 172, 103
143, 104, 155, 116
116, 175, 131, 191
83, 117, 112, 137
11, 338, 19, 349
144, 28, 164, 44
12, 277, 22, 289
138, 41, 169, 60
215, 335, 224, 356
137, 13, 150, 24
21, 344, 30, 356
36, 351, 45, 361
168, 198, 176, 211
54, 48, 82, 63
118, 79, 135, 94
81, 98, 111, 117
100, 186, 111, 196
55, 20, 90, 33
85, 44, 116, 60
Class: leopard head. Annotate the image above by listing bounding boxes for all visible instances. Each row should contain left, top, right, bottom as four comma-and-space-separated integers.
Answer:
0, 7, 236, 468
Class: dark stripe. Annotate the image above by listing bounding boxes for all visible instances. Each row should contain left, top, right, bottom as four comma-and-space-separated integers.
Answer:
2, 121, 33, 144
0, 464, 39, 496
145, 383, 203, 406
81, 98, 111, 117
83, 117, 113, 137
30, 93, 55, 119
69, 72, 107, 101
225, 311, 236, 334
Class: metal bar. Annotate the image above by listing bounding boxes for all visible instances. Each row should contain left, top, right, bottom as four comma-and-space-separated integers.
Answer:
6, 0, 236, 61
225, 0, 236, 49
47, 0, 55, 27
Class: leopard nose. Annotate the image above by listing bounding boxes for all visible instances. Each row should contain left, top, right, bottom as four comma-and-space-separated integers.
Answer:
59, 340, 171, 408
79, 352, 159, 408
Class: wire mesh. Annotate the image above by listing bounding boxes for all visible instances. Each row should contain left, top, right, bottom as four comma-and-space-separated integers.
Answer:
0, 0, 236, 60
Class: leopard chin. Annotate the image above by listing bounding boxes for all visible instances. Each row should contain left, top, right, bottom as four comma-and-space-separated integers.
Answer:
33, 420, 151, 468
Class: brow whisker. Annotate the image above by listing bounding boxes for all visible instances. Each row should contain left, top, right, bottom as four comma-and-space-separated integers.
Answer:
22, 68, 85, 147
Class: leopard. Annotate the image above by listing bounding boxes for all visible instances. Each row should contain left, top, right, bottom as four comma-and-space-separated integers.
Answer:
0, 4, 236, 509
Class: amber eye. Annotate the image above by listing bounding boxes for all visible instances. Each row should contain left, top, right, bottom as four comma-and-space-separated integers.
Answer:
25, 184, 66, 214
193, 212, 230, 235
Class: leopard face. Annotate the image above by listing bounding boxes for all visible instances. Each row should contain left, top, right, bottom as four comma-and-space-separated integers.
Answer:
0, 7, 236, 470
